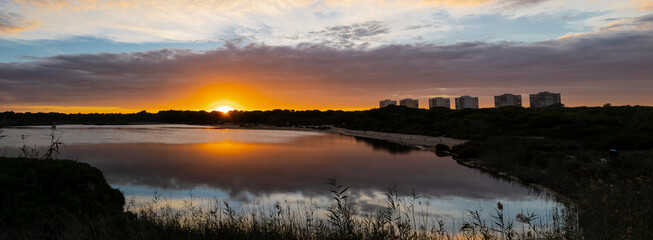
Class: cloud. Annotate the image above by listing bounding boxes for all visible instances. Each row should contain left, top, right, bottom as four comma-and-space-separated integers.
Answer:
13, 0, 71, 8
308, 21, 390, 47
0, 12, 39, 34
1, 0, 648, 44
499, 0, 549, 9
636, 14, 653, 23
560, 14, 653, 39
403, 24, 437, 30
418, 0, 491, 8
632, 0, 653, 11
0, 17, 652, 110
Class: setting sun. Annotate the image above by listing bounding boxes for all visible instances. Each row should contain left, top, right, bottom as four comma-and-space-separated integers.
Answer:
213, 105, 235, 113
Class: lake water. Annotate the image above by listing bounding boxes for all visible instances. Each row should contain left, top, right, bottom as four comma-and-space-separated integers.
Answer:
0, 124, 559, 232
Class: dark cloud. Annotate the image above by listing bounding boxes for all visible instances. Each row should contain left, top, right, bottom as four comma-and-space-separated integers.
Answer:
592, 14, 653, 35
0, 19, 652, 108
636, 14, 653, 23
403, 23, 438, 31
500, 0, 549, 9
309, 21, 390, 48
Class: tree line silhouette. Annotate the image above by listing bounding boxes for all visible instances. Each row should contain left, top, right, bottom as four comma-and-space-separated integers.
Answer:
2, 104, 652, 150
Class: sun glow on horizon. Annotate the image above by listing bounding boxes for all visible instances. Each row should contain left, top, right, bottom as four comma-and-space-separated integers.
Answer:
213, 105, 236, 113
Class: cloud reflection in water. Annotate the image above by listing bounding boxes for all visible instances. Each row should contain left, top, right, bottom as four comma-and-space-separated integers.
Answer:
59, 133, 537, 201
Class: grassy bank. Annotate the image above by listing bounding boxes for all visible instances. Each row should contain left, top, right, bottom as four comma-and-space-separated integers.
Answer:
0, 157, 125, 239
450, 137, 653, 239
1, 157, 575, 239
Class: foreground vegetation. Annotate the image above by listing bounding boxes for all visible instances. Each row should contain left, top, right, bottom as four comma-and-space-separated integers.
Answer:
449, 138, 653, 239
1, 157, 575, 239
0, 157, 125, 238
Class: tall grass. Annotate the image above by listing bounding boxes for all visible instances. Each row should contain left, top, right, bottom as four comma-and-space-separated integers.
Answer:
43, 128, 63, 159
13, 127, 64, 159
120, 179, 576, 240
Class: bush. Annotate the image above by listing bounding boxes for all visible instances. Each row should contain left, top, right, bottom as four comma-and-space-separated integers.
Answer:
0, 157, 125, 238
435, 143, 450, 152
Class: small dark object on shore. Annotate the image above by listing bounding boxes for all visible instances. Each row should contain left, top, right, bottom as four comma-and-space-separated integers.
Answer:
435, 144, 451, 152
609, 149, 619, 159
435, 151, 451, 157
608, 149, 621, 166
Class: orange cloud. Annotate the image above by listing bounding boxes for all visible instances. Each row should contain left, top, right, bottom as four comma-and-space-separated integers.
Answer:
633, 0, 653, 11
13, 0, 68, 7
0, 105, 139, 113
12, 0, 310, 11
0, 25, 30, 34
322, 0, 492, 8
13, 0, 137, 10
0, 12, 41, 35
419, 0, 491, 7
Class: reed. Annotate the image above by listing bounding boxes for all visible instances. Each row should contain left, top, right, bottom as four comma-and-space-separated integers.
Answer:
118, 179, 575, 240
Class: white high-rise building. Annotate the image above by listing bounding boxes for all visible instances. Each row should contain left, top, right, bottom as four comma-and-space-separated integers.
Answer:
529, 92, 561, 107
379, 99, 397, 108
455, 96, 479, 109
399, 98, 419, 108
494, 94, 522, 108
429, 97, 450, 109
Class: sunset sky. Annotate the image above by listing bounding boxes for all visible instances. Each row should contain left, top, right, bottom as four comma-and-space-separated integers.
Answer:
1, 0, 652, 113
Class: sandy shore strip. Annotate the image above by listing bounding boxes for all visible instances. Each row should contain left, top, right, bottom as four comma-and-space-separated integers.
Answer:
217, 124, 466, 148
329, 127, 466, 148
215, 123, 322, 132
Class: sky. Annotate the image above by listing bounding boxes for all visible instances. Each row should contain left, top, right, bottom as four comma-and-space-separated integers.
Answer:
0, 0, 652, 113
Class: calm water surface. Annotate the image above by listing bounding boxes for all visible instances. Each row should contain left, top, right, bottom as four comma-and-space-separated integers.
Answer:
1, 124, 559, 229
